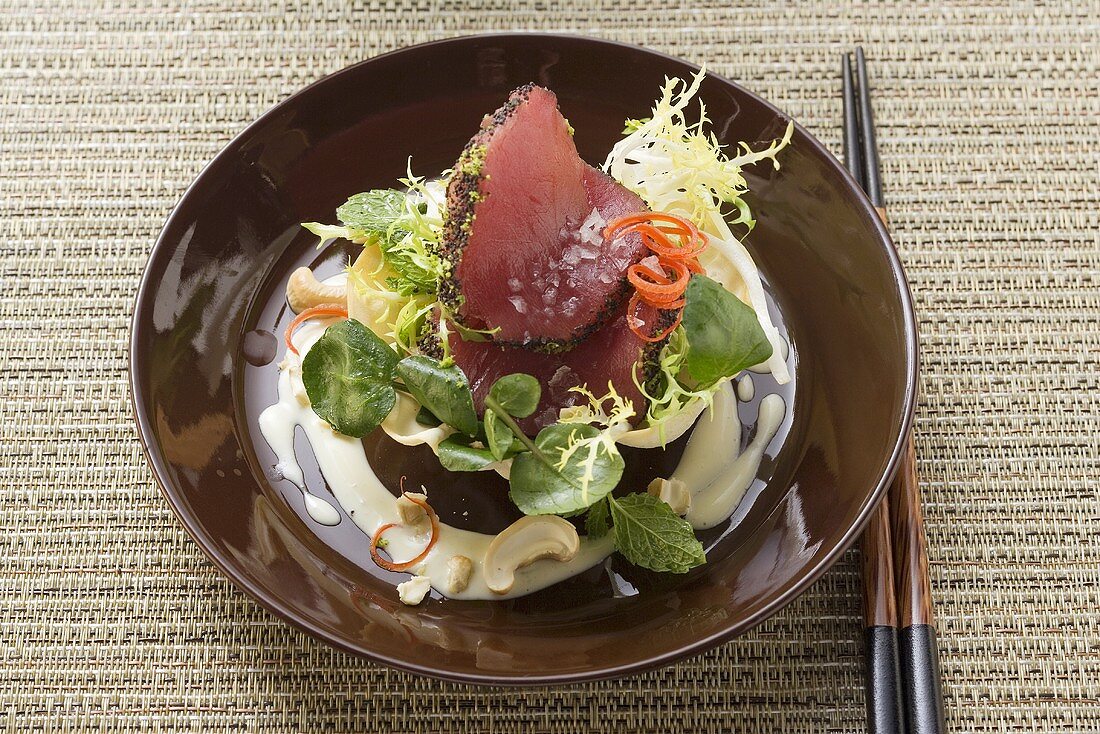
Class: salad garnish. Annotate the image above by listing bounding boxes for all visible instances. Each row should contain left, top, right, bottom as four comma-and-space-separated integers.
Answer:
276, 70, 794, 586
608, 211, 708, 341
602, 492, 707, 574
370, 492, 441, 572
284, 303, 348, 356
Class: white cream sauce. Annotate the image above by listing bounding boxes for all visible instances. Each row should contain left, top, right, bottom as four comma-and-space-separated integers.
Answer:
260, 318, 612, 600
259, 401, 341, 526
258, 278, 788, 600
682, 392, 786, 530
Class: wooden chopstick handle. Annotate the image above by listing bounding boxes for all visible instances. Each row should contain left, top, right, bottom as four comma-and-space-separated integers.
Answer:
862, 502, 898, 627
890, 434, 946, 734
890, 434, 935, 628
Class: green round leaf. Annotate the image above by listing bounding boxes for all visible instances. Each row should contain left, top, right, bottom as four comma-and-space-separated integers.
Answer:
396, 355, 479, 437
681, 275, 774, 387
483, 410, 514, 462
437, 436, 496, 472
488, 373, 541, 419
509, 423, 624, 515
301, 319, 399, 438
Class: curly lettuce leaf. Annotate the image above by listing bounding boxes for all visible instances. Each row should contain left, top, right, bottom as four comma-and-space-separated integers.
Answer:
605, 70, 793, 385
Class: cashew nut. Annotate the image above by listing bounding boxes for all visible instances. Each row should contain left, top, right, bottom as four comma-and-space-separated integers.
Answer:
396, 492, 428, 524
286, 267, 346, 313
446, 555, 473, 594
396, 575, 432, 606
647, 477, 691, 515
483, 516, 579, 594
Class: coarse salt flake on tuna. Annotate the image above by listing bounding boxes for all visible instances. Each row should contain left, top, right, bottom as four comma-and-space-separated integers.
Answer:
439, 84, 649, 350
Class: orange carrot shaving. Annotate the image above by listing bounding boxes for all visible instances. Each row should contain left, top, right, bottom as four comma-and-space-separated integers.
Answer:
369, 493, 440, 573
606, 212, 702, 236
638, 224, 708, 260
607, 212, 707, 341
285, 303, 348, 355
628, 258, 690, 305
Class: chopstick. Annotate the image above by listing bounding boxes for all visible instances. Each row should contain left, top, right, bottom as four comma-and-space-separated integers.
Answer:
845, 47, 947, 734
845, 51, 906, 734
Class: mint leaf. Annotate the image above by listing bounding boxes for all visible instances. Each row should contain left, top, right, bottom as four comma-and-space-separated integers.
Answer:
681, 275, 773, 387
483, 410, 513, 462
302, 319, 398, 437
608, 493, 706, 573
395, 356, 479, 437
488, 373, 541, 419
585, 498, 610, 539
437, 436, 496, 472
509, 423, 624, 515
336, 189, 441, 297
336, 189, 406, 237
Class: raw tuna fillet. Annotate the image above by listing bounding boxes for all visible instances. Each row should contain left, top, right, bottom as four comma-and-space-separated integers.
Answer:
439, 84, 648, 350
447, 305, 660, 435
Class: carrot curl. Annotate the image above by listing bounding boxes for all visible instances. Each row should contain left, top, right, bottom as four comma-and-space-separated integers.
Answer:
369, 494, 440, 573
285, 303, 348, 355
606, 212, 706, 341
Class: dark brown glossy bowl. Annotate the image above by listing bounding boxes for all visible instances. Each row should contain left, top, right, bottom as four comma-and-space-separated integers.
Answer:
130, 34, 917, 684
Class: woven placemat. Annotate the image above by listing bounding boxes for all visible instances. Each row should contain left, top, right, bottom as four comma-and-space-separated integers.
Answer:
2, 1, 1098, 731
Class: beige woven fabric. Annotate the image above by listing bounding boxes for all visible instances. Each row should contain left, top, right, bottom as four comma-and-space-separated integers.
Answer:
2, 0, 1098, 731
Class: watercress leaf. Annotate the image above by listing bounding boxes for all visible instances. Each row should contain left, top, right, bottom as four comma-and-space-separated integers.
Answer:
681, 275, 773, 388
437, 436, 496, 472
585, 498, 611, 539
415, 406, 442, 427
608, 493, 706, 573
301, 319, 398, 438
336, 189, 407, 237
488, 373, 541, 419
509, 424, 625, 516
395, 356, 479, 437
483, 410, 514, 462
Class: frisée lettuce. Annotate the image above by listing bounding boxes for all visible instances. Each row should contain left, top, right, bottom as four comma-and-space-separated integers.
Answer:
604, 70, 793, 387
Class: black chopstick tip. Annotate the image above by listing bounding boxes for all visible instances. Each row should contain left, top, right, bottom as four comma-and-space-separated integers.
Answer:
856, 46, 868, 74
841, 52, 865, 190
853, 47, 884, 207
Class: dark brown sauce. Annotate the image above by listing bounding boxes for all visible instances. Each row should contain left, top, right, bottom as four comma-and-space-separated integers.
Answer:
361, 428, 692, 536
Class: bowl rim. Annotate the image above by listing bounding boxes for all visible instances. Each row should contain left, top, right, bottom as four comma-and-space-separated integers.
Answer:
129, 32, 919, 685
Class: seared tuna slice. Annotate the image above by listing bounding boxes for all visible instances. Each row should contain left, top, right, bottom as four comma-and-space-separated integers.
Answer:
439, 84, 648, 350
447, 306, 659, 435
